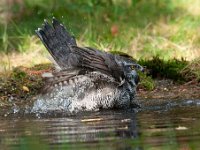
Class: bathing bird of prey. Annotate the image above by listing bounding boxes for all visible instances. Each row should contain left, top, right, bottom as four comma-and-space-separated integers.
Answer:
34, 18, 143, 112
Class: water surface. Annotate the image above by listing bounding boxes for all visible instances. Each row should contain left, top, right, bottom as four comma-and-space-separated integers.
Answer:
1, 99, 200, 150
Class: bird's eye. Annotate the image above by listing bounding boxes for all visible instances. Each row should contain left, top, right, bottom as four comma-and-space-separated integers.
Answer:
130, 65, 135, 70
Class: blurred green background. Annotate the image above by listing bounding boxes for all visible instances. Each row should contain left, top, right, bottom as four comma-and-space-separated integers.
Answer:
0, 0, 200, 69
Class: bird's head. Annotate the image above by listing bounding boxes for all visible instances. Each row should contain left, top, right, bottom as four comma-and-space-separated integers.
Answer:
122, 62, 141, 86
115, 53, 144, 86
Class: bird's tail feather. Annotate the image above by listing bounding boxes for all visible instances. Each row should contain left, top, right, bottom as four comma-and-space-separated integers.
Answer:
35, 18, 77, 69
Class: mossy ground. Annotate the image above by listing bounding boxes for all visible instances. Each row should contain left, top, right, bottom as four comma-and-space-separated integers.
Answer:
138, 57, 200, 100
0, 57, 199, 110
0, 64, 52, 108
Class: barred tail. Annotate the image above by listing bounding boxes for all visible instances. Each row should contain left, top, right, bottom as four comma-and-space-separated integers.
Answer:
35, 18, 77, 69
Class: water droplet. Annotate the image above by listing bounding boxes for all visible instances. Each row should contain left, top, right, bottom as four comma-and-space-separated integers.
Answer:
36, 113, 41, 118
13, 106, 20, 114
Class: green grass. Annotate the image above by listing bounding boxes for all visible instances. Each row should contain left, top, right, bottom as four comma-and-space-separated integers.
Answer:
0, 0, 200, 60
181, 58, 200, 82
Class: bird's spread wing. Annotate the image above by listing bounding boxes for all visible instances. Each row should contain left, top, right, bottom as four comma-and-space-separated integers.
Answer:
36, 18, 124, 82
72, 46, 124, 81
41, 68, 82, 93
41, 68, 118, 93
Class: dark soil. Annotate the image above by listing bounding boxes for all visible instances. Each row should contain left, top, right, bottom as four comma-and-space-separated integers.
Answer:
138, 79, 200, 100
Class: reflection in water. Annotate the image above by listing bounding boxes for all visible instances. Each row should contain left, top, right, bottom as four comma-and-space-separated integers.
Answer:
0, 111, 139, 150
0, 99, 200, 149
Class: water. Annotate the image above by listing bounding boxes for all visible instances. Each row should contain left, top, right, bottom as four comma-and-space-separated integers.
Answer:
1, 99, 200, 150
